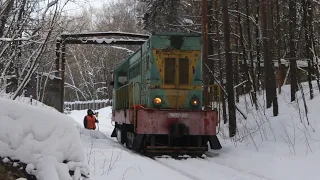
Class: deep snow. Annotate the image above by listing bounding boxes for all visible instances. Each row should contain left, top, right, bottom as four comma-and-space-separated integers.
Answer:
211, 81, 320, 180
0, 97, 89, 180
69, 81, 320, 180
3, 80, 317, 180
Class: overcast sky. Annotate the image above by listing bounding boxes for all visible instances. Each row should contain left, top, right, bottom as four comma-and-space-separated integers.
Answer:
62, 0, 112, 16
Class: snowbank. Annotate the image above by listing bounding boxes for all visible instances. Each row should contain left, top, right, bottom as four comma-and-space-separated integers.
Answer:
1, 93, 57, 111
0, 97, 89, 180
213, 81, 320, 180
219, 81, 320, 156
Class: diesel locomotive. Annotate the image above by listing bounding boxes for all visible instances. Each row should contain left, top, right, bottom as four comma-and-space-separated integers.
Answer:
110, 32, 222, 157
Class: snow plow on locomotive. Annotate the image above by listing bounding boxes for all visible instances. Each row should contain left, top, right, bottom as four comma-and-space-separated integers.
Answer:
110, 32, 222, 157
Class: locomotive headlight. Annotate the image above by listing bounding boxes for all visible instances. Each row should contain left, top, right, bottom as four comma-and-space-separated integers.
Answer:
153, 97, 162, 106
190, 98, 199, 107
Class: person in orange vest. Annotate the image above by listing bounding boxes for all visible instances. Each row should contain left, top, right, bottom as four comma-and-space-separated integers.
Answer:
83, 109, 99, 130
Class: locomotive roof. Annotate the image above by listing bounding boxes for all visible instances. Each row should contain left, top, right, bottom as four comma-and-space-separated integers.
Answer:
151, 32, 201, 37
113, 32, 202, 72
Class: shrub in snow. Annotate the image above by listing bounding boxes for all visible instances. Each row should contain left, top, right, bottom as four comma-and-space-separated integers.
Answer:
0, 97, 89, 180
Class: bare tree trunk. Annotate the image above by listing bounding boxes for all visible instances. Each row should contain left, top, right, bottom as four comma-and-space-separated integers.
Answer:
202, 0, 209, 109
12, 23, 56, 99
208, 1, 214, 86
289, 0, 298, 102
208, 0, 215, 106
245, 0, 258, 109
0, 0, 14, 38
234, 1, 240, 103
276, 0, 282, 94
255, 0, 262, 93
237, 0, 251, 97
261, 0, 272, 108
268, 0, 279, 116
222, 0, 236, 137
215, 0, 227, 124
310, 1, 320, 92
66, 60, 80, 101
303, 0, 314, 99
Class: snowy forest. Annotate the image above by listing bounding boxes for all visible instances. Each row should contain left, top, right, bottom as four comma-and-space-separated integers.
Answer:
3, 1, 320, 179
1, 0, 320, 119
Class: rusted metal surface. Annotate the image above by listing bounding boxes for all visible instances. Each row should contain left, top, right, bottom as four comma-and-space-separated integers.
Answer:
113, 109, 134, 124
55, 40, 60, 77
136, 109, 217, 135
60, 42, 66, 113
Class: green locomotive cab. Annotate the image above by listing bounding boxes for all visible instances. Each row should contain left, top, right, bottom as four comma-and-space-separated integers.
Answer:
112, 32, 204, 110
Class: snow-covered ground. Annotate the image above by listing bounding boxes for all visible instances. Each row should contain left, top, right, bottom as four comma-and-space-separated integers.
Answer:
2, 81, 319, 180
213, 82, 320, 180
70, 108, 273, 180
0, 96, 89, 180
68, 82, 320, 180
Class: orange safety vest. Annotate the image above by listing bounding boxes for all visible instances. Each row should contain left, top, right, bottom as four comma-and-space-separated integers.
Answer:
86, 115, 96, 130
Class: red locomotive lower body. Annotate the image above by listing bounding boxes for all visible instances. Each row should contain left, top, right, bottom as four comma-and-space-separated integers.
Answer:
111, 108, 222, 157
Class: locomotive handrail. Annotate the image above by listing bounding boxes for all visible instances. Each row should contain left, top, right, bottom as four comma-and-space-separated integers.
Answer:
132, 81, 152, 132
128, 82, 133, 108
208, 84, 222, 134
117, 82, 132, 90
132, 81, 152, 105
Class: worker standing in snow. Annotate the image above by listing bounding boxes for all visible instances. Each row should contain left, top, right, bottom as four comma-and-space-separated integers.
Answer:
83, 109, 99, 130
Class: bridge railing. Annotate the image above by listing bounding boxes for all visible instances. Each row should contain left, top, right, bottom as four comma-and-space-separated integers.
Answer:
64, 99, 112, 111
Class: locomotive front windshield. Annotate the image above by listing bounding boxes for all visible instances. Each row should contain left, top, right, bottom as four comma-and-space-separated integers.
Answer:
164, 58, 175, 84
164, 57, 190, 85
179, 58, 189, 84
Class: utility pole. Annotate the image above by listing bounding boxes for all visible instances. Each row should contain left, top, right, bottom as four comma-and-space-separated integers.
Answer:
202, 0, 209, 109
61, 40, 66, 113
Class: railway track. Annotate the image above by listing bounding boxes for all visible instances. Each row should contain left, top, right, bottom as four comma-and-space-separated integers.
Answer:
149, 152, 274, 180
83, 131, 273, 180
150, 156, 203, 180
204, 152, 274, 180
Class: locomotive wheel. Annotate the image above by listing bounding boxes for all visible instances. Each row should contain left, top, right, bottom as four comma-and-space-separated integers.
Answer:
116, 127, 127, 144
116, 128, 121, 143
